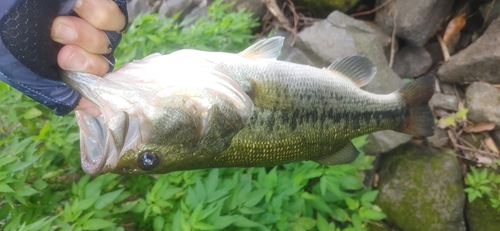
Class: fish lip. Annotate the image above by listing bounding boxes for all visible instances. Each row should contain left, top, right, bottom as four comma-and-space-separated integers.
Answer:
76, 110, 126, 175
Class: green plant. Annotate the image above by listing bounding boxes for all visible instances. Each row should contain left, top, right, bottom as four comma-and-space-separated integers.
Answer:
464, 160, 500, 210
114, 0, 259, 67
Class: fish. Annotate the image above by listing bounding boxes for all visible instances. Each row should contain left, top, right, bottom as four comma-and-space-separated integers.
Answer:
61, 37, 436, 175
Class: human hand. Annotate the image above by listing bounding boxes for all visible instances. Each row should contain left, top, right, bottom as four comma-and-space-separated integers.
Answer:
51, 0, 127, 116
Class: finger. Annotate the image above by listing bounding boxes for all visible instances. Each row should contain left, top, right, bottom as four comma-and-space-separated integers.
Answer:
58, 45, 110, 76
52, 16, 111, 55
72, 0, 126, 31
75, 98, 102, 117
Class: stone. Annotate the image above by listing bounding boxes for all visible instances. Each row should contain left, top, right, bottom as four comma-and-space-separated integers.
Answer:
438, 17, 500, 84
223, 0, 266, 19
480, 0, 500, 27
375, 0, 455, 46
375, 143, 466, 231
465, 82, 500, 126
429, 93, 459, 111
292, 0, 361, 17
158, 0, 195, 18
427, 128, 449, 148
361, 131, 412, 156
364, 22, 396, 62
392, 45, 432, 78
183, 0, 208, 21
294, 11, 409, 155
296, 11, 404, 94
127, 0, 156, 23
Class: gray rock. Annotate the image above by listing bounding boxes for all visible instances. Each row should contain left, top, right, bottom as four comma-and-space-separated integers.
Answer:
376, 143, 466, 231
294, 11, 410, 155
158, 0, 194, 18
127, 0, 156, 23
296, 11, 404, 94
392, 45, 432, 78
375, 0, 454, 46
183, 0, 208, 21
364, 22, 396, 62
480, 0, 500, 27
427, 128, 449, 148
429, 93, 459, 111
222, 0, 266, 19
438, 17, 500, 84
465, 82, 500, 125
361, 131, 412, 156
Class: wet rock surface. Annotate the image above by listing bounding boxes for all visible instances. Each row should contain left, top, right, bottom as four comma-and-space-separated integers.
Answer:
465, 82, 500, 125
375, 0, 455, 46
392, 45, 432, 78
375, 143, 466, 231
430, 93, 459, 111
438, 17, 500, 84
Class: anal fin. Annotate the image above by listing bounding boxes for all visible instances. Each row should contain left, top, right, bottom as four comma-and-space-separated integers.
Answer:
315, 142, 360, 165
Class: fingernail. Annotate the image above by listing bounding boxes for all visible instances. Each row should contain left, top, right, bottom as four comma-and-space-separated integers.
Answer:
74, 0, 83, 8
66, 52, 87, 71
53, 22, 76, 42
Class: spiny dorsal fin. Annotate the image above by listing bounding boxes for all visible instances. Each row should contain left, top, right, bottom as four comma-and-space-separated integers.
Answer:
315, 142, 360, 165
238, 37, 284, 60
326, 56, 376, 87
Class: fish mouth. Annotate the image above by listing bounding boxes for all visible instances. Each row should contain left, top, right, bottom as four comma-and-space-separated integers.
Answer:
76, 110, 130, 175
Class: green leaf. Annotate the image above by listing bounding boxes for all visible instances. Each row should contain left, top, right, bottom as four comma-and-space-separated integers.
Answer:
205, 169, 219, 194
468, 192, 477, 202
340, 175, 363, 190
213, 215, 240, 229
77, 196, 99, 211
233, 216, 262, 228
16, 185, 39, 196
94, 189, 124, 209
153, 216, 165, 231
316, 213, 330, 231
360, 190, 379, 204
443, 117, 455, 125
456, 109, 469, 119
193, 222, 217, 230
345, 197, 359, 210
0, 183, 15, 193
81, 219, 115, 230
23, 107, 42, 119
297, 217, 316, 229
33, 179, 48, 191
361, 208, 386, 220
239, 207, 265, 215
244, 188, 267, 207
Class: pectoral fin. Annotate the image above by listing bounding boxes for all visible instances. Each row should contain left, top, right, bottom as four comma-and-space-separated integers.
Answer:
315, 142, 360, 165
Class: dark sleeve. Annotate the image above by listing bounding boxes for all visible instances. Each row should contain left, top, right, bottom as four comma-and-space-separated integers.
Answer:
0, 0, 127, 115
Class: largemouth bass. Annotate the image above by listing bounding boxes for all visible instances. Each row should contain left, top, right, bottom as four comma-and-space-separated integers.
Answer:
62, 37, 435, 175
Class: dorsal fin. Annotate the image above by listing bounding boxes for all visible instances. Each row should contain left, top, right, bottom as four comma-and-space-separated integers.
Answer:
238, 37, 284, 59
326, 56, 376, 87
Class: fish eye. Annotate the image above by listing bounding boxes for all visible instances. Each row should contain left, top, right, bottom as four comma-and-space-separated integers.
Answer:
138, 151, 160, 171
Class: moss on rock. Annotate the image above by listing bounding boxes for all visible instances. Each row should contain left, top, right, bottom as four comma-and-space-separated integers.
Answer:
375, 143, 466, 231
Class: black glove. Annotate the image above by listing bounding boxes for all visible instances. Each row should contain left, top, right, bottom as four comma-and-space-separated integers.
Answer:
0, 0, 127, 115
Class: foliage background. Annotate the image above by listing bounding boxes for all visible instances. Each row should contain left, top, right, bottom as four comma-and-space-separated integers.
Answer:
0, 1, 386, 230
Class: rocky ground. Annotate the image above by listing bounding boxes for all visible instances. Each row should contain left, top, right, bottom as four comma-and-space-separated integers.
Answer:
126, 0, 500, 230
